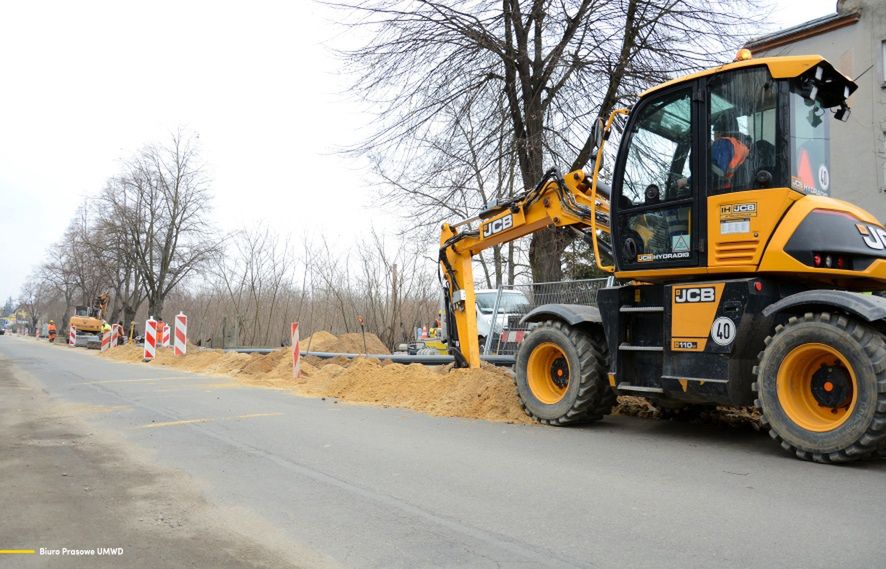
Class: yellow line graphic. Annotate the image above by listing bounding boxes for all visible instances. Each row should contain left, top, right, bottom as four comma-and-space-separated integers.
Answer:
0, 550, 35, 554
136, 412, 283, 429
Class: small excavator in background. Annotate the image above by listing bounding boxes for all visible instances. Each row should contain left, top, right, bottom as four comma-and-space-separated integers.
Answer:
439, 52, 886, 462
69, 292, 110, 346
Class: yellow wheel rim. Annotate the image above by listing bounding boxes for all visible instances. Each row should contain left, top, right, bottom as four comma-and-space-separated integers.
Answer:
527, 342, 570, 404
776, 343, 857, 432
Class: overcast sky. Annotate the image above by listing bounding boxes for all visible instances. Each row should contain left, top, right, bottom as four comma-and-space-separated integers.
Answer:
0, 0, 840, 302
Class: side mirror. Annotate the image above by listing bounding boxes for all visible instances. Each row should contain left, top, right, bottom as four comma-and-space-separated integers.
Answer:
591, 117, 605, 151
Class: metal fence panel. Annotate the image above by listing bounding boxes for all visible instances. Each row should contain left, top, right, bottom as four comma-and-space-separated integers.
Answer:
481, 278, 609, 356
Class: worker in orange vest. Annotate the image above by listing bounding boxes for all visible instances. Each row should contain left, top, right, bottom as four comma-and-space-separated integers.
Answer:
711, 114, 749, 191
47, 320, 57, 343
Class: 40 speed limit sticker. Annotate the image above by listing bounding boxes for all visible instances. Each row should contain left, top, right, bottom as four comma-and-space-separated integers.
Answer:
710, 316, 736, 346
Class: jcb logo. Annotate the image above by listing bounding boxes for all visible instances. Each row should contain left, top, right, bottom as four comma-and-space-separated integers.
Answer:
482, 214, 513, 238
721, 203, 757, 219
675, 287, 716, 303
857, 224, 886, 251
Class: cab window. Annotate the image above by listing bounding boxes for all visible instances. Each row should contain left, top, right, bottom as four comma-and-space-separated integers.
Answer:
707, 67, 781, 193
621, 89, 692, 206
617, 87, 694, 265
789, 88, 830, 196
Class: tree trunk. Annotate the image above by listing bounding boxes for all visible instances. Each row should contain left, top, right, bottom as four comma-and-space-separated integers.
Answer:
529, 228, 571, 283
123, 306, 137, 332
148, 294, 163, 321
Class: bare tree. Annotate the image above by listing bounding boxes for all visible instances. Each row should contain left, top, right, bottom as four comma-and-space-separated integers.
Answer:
95, 177, 149, 328
18, 277, 46, 332
335, 0, 761, 281
39, 242, 80, 333
114, 132, 219, 320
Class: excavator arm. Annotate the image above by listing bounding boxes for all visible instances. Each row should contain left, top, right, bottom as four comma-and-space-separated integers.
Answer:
95, 293, 110, 320
439, 168, 612, 368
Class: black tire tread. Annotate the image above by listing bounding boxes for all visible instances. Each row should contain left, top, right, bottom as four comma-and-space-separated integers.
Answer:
753, 312, 886, 463
515, 320, 615, 426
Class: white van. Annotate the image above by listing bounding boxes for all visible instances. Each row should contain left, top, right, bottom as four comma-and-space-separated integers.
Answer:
474, 289, 531, 342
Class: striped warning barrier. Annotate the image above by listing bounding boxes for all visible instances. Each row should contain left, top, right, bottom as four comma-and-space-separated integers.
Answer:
174, 312, 187, 356
161, 323, 170, 348
499, 330, 527, 344
35, 327, 39, 339
101, 330, 111, 352
291, 322, 301, 378
144, 317, 157, 362
69, 326, 76, 347
110, 324, 120, 349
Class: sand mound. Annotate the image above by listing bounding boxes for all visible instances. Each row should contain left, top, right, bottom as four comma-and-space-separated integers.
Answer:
304, 331, 390, 355
296, 359, 529, 423
98, 344, 526, 423
303, 331, 337, 351
99, 343, 759, 429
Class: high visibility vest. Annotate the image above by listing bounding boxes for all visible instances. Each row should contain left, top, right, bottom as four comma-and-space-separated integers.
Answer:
712, 136, 749, 187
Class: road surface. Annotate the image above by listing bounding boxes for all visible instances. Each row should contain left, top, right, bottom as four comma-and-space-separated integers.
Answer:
1, 335, 884, 569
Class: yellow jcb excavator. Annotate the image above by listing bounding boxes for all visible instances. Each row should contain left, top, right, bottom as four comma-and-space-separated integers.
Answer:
69, 292, 110, 340
439, 52, 886, 462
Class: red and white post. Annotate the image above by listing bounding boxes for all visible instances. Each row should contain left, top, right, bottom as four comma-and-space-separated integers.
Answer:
101, 329, 111, 352
35, 326, 39, 339
174, 312, 187, 356
161, 323, 170, 348
68, 326, 76, 347
291, 322, 301, 379
109, 324, 120, 349
144, 317, 157, 362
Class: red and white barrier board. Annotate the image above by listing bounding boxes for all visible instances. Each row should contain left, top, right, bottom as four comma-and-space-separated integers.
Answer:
291, 322, 301, 379
69, 326, 76, 347
160, 323, 170, 348
499, 330, 527, 344
110, 324, 120, 349
35, 327, 39, 338
174, 312, 187, 356
101, 330, 111, 352
144, 317, 157, 362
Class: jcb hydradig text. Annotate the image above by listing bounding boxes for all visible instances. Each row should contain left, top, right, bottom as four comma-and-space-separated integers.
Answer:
439, 53, 886, 463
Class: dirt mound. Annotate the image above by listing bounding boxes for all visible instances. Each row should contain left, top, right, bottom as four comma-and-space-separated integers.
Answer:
303, 331, 390, 355
99, 344, 526, 423
99, 344, 759, 429
296, 359, 529, 423
303, 331, 337, 351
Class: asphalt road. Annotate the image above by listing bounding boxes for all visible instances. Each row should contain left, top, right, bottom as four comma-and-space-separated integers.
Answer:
1, 335, 884, 569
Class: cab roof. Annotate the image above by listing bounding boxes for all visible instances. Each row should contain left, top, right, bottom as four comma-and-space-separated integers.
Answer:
640, 55, 831, 99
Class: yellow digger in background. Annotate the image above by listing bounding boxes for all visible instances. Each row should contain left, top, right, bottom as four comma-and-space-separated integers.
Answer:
69, 292, 110, 343
439, 52, 886, 462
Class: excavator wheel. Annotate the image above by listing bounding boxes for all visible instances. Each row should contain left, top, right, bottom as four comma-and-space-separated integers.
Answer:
753, 312, 886, 463
514, 320, 615, 425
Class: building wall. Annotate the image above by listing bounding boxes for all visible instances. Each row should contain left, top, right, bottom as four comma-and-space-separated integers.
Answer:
753, 0, 886, 219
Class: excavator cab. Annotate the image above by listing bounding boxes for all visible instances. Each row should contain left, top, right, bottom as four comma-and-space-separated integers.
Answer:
609, 57, 858, 281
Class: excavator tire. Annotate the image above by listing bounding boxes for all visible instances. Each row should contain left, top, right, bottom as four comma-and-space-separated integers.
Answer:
753, 312, 886, 463
515, 320, 615, 425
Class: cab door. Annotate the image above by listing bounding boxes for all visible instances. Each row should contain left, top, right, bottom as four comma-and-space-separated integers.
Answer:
612, 82, 702, 272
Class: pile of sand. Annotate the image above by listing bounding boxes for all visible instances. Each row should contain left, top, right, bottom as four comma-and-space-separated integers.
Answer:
99, 342, 528, 423
303, 331, 390, 355
99, 332, 759, 429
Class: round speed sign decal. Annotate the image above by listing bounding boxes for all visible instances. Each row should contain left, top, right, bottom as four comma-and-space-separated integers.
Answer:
711, 317, 736, 346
